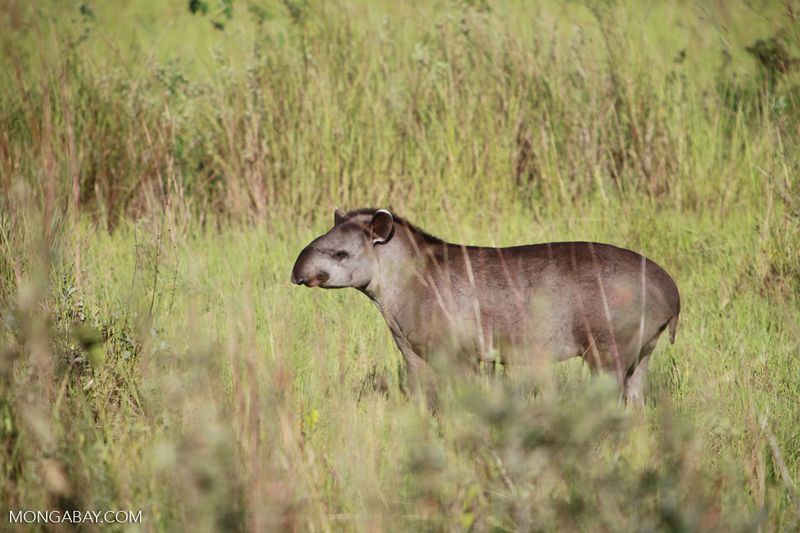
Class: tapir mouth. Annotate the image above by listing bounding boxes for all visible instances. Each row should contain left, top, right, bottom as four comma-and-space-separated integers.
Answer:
311, 272, 330, 286
291, 271, 329, 287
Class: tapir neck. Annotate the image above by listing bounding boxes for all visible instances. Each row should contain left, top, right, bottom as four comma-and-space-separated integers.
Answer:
362, 260, 422, 350
362, 232, 429, 318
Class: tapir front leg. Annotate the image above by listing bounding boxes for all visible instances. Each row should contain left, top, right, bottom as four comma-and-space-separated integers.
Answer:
391, 333, 438, 410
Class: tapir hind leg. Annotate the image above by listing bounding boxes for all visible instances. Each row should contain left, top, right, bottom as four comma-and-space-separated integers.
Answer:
623, 337, 659, 406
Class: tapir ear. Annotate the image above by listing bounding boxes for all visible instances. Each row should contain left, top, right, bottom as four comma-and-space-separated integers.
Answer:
333, 207, 347, 226
370, 209, 395, 245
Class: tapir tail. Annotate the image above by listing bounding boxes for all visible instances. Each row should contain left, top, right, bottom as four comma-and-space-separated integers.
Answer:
668, 315, 679, 344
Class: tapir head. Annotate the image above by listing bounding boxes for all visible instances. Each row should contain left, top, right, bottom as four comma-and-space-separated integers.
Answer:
291, 208, 395, 289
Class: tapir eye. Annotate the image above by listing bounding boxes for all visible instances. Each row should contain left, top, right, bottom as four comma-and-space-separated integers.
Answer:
334, 250, 349, 260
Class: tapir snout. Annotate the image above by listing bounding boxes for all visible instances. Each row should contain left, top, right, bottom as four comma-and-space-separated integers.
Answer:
290, 246, 329, 287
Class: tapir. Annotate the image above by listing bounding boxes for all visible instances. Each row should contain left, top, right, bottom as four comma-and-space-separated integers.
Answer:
291, 208, 680, 404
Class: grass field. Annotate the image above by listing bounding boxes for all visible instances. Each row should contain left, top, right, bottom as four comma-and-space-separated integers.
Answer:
1, 0, 800, 530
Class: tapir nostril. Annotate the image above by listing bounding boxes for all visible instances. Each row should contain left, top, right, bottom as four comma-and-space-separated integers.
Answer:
292, 246, 315, 286
291, 269, 307, 285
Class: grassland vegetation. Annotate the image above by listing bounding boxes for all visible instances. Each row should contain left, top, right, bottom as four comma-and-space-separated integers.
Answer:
1, 0, 799, 530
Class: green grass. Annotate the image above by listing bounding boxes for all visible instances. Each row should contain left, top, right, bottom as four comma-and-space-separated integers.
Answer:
1, 0, 800, 530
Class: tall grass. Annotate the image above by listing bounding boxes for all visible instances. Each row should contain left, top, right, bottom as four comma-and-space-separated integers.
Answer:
1, 0, 799, 530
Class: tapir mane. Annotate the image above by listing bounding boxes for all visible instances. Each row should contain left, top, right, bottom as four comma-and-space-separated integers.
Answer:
345, 208, 444, 245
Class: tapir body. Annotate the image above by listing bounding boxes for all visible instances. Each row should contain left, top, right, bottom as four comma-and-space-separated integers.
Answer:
291, 208, 680, 403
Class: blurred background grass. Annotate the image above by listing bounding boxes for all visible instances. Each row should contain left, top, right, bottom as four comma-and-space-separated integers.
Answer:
1, 0, 799, 530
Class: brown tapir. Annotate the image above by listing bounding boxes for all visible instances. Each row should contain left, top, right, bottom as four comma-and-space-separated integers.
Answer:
291, 208, 680, 404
